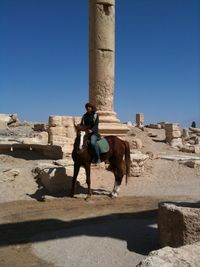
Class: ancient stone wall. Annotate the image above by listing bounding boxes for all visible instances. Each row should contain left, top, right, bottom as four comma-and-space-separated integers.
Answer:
48, 115, 80, 156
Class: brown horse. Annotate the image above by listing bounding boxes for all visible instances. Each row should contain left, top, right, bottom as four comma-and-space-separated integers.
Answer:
71, 124, 131, 199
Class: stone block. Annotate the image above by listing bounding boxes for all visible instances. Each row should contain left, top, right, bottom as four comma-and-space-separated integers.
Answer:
48, 126, 67, 136
12, 144, 31, 151
180, 145, 195, 153
130, 153, 149, 177
65, 126, 76, 139
165, 123, 180, 131
148, 124, 162, 129
137, 242, 200, 267
96, 0, 114, 4
136, 113, 144, 127
49, 135, 73, 147
31, 145, 63, 159
33, 123, 47, 132
61, 116, 74, 127
170, 138, 183, 147
48, 116, 62, 127
129, 138, 143, 150
158, 202, 200, 248
166, 130, 182, 138
33, 163, 86, 194
184, 160, 200, 168
194, 145, 200, 154
36, 167, 69, 194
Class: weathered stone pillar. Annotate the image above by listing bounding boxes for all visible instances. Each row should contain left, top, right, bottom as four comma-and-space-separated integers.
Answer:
89, 0, 128, 136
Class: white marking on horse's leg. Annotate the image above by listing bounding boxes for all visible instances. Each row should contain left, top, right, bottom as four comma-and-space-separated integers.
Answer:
111, 181, 120, 197
79, 131, 85, 150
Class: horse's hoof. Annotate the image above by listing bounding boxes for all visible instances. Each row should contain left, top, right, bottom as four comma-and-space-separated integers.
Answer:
110, 192, 118, 199
85, 195, 91, 202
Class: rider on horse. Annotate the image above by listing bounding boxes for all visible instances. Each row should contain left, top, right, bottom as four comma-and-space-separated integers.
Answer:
80, 102, 101, 164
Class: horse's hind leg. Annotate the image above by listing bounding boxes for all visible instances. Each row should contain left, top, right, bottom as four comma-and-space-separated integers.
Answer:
84, 163, 92, 200
71, 163, 80, 197
111, 165, 123, 198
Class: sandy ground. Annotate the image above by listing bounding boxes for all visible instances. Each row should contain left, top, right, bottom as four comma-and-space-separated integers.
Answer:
0, 125, 199, 267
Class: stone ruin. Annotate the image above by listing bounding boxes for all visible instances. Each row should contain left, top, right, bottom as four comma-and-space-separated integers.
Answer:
158, 202, 200, 248
0, 113, 19, 127
137, 201, 200, 266
48, 115, 80, 157
136, 113, 144, 127
181, 127, 200, 154
137, 242, 200, 267
145, 121, 200, 154
130, 152, 149, 177
165, 123, 182, 147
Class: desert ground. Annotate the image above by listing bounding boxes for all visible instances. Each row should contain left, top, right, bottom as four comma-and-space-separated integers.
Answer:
0, 123, 199, 266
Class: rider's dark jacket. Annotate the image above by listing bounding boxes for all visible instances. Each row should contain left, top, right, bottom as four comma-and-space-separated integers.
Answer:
80, 112, 99, 135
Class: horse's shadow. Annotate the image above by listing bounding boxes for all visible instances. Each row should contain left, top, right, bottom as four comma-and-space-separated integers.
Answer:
27, 174, 111, 201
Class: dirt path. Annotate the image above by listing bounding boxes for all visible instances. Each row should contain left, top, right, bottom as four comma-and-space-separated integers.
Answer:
0, 195, 197, 267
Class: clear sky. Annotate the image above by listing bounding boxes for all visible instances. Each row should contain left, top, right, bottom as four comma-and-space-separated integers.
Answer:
0, 0, 199, 127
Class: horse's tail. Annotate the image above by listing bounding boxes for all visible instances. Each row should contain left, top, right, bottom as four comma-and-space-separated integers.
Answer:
124, 140, 131, 185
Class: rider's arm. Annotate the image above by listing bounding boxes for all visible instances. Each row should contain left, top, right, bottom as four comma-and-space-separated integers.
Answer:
91, 113, 99, 134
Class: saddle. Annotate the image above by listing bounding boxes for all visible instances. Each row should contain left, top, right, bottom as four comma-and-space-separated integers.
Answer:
97, 137, 109, 154
87, 135, 109, 154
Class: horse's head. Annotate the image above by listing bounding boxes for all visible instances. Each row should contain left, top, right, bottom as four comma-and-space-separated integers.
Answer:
74, 124, 90, 151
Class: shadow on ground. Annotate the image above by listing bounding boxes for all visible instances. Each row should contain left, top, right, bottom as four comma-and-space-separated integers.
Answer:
0, 209, 158, 255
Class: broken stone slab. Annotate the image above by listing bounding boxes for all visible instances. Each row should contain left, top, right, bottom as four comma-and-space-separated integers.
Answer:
183, 160, 200, 168
158, 202, 200, 247
12, 144, 31, 151
157, 154, 200, 161
0, 114, 17, 123
189, 127, 200, 133
32, 163, 86, 194
147, 123, 162, 129
130, 153, 149, 177
180, 144, 200, 154
19, 132, 48, 145
35, 167, 69, 194
169, 138, 183, 148
31, 144, 63, 159
0, 168, 20, 182
136, 242, 200, 267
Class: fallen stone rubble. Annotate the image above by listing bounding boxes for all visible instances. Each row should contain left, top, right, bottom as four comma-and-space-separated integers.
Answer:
137, 242, 200, 267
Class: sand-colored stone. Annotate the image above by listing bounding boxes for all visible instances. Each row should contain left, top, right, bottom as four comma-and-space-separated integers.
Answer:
89, 0, 129, 136
130, 152, 149, 177
158, 202, 200, 248
136, 113, 144, 127
137, 242, 200, 267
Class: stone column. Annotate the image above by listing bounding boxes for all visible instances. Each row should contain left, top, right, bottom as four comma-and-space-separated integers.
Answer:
89, 0, 128, 135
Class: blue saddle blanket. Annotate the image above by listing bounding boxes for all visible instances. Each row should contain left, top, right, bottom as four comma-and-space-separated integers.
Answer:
97, 138, 109, 153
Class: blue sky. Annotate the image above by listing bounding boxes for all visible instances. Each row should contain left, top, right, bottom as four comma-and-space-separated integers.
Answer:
0, 0, 199, 127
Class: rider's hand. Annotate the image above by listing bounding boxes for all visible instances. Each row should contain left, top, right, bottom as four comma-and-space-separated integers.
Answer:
88, 129, 92, 133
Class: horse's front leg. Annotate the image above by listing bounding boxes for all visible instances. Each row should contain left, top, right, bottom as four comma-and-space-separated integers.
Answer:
71, 162, 80, 197
84, 163, 91, 200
